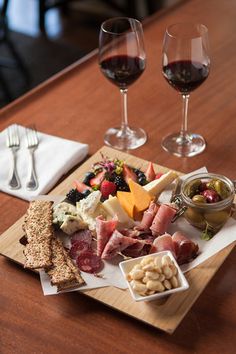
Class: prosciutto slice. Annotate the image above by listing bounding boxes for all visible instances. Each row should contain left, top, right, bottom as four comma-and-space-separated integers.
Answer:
101, 230, 138, 260
96, 216, 118, 257
149, 233, 177, 258
172, 231, 199, 264
150, 204, 176, 236
122, 240, 146, 258
138, 201, 159, 230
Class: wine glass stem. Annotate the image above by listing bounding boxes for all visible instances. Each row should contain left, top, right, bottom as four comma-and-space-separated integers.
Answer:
180, 94, 190, 143
120, 88, 129, 136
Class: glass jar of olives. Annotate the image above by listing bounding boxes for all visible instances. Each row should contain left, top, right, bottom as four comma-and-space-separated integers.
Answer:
180, 173, 235, 240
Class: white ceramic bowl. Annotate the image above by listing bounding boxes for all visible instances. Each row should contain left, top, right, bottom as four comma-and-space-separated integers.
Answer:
119, 251, 189, 302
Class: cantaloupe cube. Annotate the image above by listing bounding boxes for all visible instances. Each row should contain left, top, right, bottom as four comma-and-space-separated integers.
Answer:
128, 179, 152, 213
117, 191, 135, 218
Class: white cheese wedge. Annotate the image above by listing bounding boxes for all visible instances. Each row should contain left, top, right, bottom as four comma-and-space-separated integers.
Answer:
76, 191, 109, 231
78, 202, 107, 231
77, 190, 101, 216
143, 170, 178, 196
102, 196, 134, 229
60, 215, 87, 235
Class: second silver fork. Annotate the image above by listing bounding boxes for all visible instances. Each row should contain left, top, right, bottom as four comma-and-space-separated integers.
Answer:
25, 127, 39, 191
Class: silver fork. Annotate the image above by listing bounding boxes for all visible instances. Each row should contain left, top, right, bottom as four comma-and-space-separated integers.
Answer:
25, 126, 39, 191
6, 124, 21, 189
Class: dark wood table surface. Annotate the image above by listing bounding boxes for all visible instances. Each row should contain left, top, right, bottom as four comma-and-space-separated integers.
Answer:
1, 0, 236, 353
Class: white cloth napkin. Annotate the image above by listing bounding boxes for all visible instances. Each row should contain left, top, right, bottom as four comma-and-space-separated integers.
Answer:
0, 124, 89, 200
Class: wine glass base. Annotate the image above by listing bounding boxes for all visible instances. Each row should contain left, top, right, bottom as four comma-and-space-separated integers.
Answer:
104, 127, 147, 150
161, 132, 206, 157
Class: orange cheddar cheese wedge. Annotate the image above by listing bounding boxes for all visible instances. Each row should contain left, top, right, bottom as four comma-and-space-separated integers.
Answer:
128, 179, 152, 213
117, 191, 135, 218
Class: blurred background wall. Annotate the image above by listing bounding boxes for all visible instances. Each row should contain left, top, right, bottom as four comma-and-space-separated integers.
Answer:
0, 0, 181, 108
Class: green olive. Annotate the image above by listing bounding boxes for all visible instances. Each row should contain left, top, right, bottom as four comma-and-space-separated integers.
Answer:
192, 194, 206, 203
204, 210, 230, 227
185, 179, 202, 198
184, 207, 206, 229
206, 179, 218, 190
214, 180, 230, 199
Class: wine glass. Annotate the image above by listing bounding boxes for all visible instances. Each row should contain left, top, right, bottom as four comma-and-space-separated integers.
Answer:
99, 17, 147, 150
161, 23, 210, 157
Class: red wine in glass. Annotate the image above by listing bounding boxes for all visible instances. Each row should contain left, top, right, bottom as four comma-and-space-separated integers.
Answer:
162, 23, 210, 157
100, 55, 145, 89
163, 60, 209, 93
99, 17, 147, 151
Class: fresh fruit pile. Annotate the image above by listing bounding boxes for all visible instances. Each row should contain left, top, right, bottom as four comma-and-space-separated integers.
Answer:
66, 155, 163, 205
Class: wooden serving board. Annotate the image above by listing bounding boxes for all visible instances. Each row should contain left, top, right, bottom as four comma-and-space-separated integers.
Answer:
0, 146, 235, 334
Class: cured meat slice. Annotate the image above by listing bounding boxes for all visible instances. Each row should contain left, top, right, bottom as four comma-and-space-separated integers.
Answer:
69, 240, 91, 259
122, 242, 144, 258
172, 231, 199, 264
122, 239, 151, 258
101, 230, 138, 260
96, 216, 118, 256
119, 228, 140, 238
138, 201, 159, 230
150, 204, 176, 236
71, 230, 93, 246
76, 251, 103, 273
149, 233, 177, 258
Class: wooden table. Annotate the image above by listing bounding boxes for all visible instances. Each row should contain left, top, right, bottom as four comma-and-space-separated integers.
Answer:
1, 0, 236, 352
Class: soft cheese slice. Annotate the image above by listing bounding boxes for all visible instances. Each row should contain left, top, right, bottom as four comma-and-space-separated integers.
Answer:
53, 202, 77, 225
143, 170, 178, 196
128, 179, 152, 213
60, 215, 87, 235
103, 196, 134, 228
117, 191, 135, 218
77, 190, 101, 216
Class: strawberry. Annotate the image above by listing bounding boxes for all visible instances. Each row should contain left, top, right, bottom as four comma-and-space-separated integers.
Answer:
74, 180, 92, 193
145, 162, 156, 182
100, 180, 116, 199
122, 164, 137, 185
155, 172, 164, 179
90, 170, 106, 187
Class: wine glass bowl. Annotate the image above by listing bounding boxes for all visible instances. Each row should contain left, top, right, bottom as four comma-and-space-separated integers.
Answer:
99, 17, 147, 150
161, 23, 210, 157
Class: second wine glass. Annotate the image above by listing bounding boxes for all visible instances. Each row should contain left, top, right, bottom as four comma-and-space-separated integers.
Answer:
99, 17, 147, 150
162, 23, 210, 157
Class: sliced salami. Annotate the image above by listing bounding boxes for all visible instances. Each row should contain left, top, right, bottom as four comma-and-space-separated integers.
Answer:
71, 230, 93, 246
96, 216, 118, 257
76, 251, 103, 273
69, 240, 91, 259
101, 230, 138, 260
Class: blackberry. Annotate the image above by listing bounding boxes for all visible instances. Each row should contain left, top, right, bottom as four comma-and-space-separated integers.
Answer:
138, 176, 148, 186
66, 189, 84, 205
82, 189, 91, 198
83, 172, 95, 186
114, 175, 129, 191
133, 168, 147, 185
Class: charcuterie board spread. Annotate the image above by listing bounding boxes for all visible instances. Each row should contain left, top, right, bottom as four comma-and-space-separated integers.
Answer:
0, 146, 235, 334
